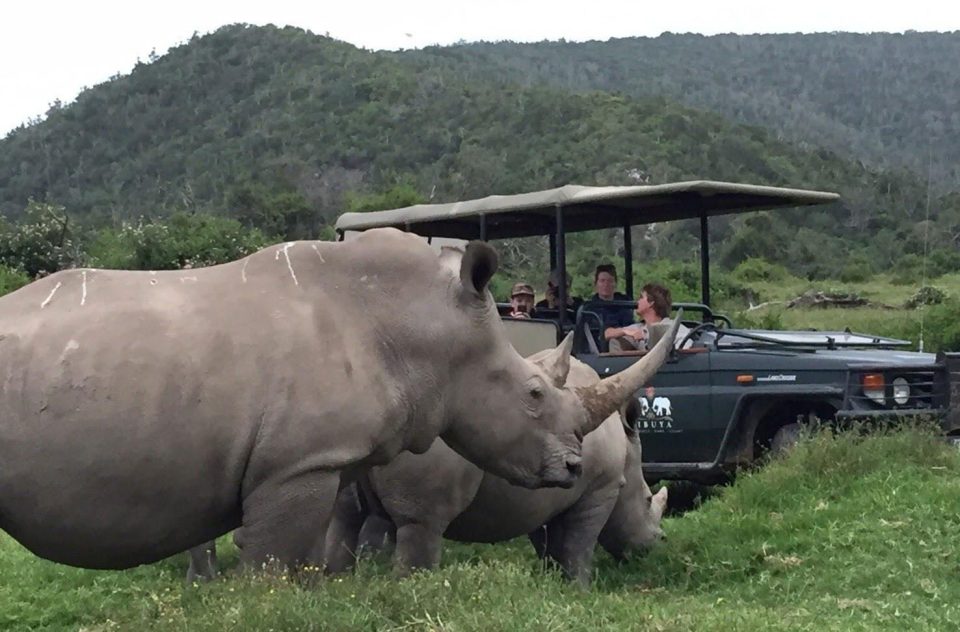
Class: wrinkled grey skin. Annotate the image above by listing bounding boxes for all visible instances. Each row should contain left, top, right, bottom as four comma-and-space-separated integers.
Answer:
0, 228, 623, 573
326, 332, 676, 586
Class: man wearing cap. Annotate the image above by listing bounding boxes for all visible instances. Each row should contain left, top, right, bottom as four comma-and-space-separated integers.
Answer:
509, 282, 537, 319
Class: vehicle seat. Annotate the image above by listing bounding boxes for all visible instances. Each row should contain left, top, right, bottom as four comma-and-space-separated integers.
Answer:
500, 318, 561, 357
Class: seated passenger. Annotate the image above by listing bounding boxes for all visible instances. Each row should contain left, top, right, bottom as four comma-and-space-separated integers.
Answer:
508, 282, 537, 319
588, 264, 634, 344
609, 282, 692, 351
535, 269, 582, 313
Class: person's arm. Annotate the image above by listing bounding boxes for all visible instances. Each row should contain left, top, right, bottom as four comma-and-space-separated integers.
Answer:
606, 323, 646, 341
604, 326, 624, 340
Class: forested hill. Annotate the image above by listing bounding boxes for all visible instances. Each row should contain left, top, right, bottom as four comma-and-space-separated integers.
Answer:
0, 24, 957, 278
400, 32, 960, 191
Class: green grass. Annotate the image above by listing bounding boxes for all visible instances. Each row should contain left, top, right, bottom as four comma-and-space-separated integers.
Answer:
730, 271, 960, 307
2, 426, 959, 630
712, 271, 960, 352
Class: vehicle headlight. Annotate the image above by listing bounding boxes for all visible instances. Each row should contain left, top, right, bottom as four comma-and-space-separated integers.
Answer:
892, 377, 910, 405
862, 373, 885, 405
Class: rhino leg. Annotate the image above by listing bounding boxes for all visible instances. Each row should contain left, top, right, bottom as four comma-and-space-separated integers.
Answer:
528, 519, 565, 565
550, 490, 619, 586
239, 470, 341, 572
322, 482, 368, 574
185, 541, 219, 583
394, 522, 443, 576
358, 513, 396, 556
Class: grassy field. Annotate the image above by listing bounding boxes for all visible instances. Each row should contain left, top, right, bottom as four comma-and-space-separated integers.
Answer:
709, 270, 960, 353
2, 426, 959, 631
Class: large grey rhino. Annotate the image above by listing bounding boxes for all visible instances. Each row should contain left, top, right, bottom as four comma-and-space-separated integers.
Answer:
0, 229, 638, 573
322, 320, 679, 586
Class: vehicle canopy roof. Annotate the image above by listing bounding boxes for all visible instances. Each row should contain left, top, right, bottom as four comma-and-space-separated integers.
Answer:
334, 180, 840, 240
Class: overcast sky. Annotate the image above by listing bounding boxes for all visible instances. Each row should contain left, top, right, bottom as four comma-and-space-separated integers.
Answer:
3, 0, 959, 137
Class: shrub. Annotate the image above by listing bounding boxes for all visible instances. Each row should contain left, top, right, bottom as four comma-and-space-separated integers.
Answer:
0, 265, 31, 297
0, 201, 82, 277
904, 285, 947, 309
890, 254, 926, 285
731, 257, 790, 283
730, 308, 785, 330
87, 213, 271, 270
915, 299, 960, 352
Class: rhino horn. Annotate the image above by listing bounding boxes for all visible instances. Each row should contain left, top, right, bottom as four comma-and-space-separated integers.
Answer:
575, 312, 682, 434
531, 332, 574, 388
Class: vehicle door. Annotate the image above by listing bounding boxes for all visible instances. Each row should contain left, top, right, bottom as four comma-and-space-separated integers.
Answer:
580, 348, 718, 464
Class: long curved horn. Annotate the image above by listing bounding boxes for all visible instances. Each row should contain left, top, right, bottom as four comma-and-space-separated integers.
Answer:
575, 312, 682, 434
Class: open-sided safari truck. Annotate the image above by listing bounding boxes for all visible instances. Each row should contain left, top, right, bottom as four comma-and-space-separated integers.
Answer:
336, 181, 960, 482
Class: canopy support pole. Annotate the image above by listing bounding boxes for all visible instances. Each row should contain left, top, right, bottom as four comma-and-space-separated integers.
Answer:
555, 204, 567, 332
623, 223, 634, 300
700, 213, 711, 309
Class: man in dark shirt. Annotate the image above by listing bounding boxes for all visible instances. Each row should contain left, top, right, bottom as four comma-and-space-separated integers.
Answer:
588, 263, 635, 345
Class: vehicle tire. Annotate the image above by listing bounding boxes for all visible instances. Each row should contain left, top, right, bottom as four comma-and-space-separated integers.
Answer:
770, 422, 801, 456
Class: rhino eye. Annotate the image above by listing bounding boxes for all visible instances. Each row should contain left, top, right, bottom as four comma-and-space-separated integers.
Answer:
529, 386, 544, 400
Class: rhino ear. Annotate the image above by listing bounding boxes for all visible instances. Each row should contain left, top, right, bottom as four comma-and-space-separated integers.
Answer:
438, 245, 465, 278
459, 241, 498, 297
620, 398, 642, 440
652, 487, 668, 516
532, 332, 573, 387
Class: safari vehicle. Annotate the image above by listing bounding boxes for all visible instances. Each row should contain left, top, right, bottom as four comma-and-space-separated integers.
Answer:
335, 181, 960, 482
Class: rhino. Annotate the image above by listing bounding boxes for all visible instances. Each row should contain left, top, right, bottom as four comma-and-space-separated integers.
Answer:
0, 229, 651, 574
321, 320, 679, 586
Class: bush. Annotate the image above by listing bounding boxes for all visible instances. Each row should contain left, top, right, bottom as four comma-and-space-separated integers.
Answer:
0, 265, 31, 297
729, 308, 785, 330
915, 299, 960, 352
904, 285, 947, 309
927, 248, 960, 277
890, 254, 926, 285
0, 201, 82, 277
731, 257, 790, 283
86, 213, 271, 270
838, 252, 874, 283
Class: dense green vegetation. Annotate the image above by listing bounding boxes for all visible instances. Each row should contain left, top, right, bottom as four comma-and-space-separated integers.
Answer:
403, 32, 960, 191
1, 25, 959, 280
3, 195, 960, 351
2, 426, 957, 630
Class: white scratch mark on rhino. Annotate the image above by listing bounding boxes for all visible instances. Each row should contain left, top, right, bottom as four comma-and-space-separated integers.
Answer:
280, 242, 299, 286
41, 282, 62, 309
311, 244, 325, 263
58, 339, 80, 363
80, 271, 87, 306
180, 276, 198, 283
241, 257, 250, 283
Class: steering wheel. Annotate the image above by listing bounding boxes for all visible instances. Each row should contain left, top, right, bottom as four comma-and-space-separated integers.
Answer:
677, 321, 719, 350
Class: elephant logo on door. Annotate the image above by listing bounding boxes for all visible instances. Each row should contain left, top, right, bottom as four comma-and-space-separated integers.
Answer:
637, 386, 673, 431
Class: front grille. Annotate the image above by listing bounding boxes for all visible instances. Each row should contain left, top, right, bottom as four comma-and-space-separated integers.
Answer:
847, 368, 948, 410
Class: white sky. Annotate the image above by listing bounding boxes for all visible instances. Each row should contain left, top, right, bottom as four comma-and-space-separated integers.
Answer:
3, 0, 960, 137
